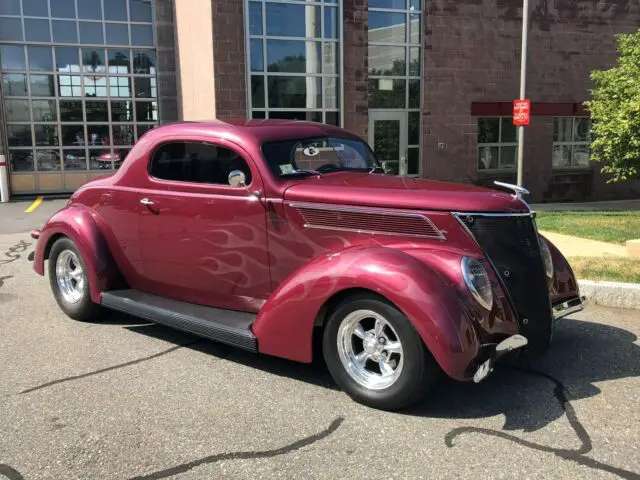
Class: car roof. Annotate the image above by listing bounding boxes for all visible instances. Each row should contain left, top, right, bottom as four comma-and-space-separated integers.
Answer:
141, 119, 363, 145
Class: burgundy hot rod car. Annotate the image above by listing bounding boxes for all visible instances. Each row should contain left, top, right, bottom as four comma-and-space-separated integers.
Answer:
30, 120, 585, 410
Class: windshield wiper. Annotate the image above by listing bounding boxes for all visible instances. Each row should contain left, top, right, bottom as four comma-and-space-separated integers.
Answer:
280, 169, 322, 177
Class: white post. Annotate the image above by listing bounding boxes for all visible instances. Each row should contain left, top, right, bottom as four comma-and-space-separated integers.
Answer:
516, 0, 530, 187
0, 154, 9, 203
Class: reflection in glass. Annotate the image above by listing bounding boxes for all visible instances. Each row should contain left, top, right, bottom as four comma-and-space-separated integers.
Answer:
0, 45, 25, 70
111, 100, 133, 121
113, 148, 130, 169
409, 14, 420, 44
408, 111, 419, 145
370, 0, 406, 8
7, 125, 32, 146
133, 51, 155, 74
24, 19, 51, 42
574, 118, 591, 142
266, 4, 320, 38
61, 125, 86, 146
34, 124, 59, 146
373, 120, 400, 161
60, 101, 83, 121
136, 124, 154, 140
9, 150, 34, 172
36, 150, 62, 171
251, 111, 266, 119
79, 0, 103, 20
269, 111, 322, 122
324, 7, 337, 38
135, 101, 157, 121
478, 146, 499, 169
251, 76, 265, 108
85, 76, 107, 97
82, 49, 106, 73
89, 148, 114, 170
32, 100, 57, 122
408, 147, 419, 175
324, 77, 337, 109
554, 118, 572, 142
552, 145, 571, 167
86, 101, 108, 121
249, 2, 262, 35
368, 12, 405, 43
410, 0, 421, 9
574, 145, 590, 166
105, 0, 127, 21
56, 47, 80, 72
2, 74, 28, 96
368, 78, 405, 108
52, 20, 78, 43
478, 118, 499, 143
130, 0, 153, 22
409, 47, 420, 76
0, 17, 22, 41
268, 77, 321, 109
51, 0, 75, 18
250, 39, 263, 72
368, 45, 405, 76
408, 79, 420, 108
63, 149, 87, 170
131, 25, 153, 46
113, 125, 134, 145
30, 75, 55, 97
109, 76, 131, 97
0, 0, 20, 15
501, 117, 517, 142
23, 0, 47, 16
323, 43, 338, 74
106, 23, 129, 45
28, 47, 53, 71
109, 49, 131, 73
80, 22, 105, 44
267, 40, 321, 73
500, 146, 516, 168
325, 112, 338, 125
5, 100, 30, 122
134, 77, 156, 98
87, 125, 110, 146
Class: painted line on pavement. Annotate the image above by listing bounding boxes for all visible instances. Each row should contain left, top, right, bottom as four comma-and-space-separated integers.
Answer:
24, 196, 44, 213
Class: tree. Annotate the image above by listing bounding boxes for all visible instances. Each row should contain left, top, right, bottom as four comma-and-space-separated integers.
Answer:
585, 29, 640, 182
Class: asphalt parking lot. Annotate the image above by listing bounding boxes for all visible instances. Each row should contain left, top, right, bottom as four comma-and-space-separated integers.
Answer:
0, 200, 639, 479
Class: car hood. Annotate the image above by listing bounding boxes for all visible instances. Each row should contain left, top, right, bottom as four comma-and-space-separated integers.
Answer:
283, 173, 528, 213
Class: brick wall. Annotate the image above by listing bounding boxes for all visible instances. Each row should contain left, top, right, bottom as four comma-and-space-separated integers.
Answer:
212, 0, 247, 120
343, 0, 369, 139
423, 0, 640, 201
155, 0, 178, 122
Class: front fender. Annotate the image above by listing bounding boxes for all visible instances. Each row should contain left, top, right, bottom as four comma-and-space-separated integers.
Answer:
540, 234, 581, 304
33, 204, 119, 303
252, 246, 480, 380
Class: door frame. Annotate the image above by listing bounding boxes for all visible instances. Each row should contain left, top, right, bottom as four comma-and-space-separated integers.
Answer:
368, 111, 408, 176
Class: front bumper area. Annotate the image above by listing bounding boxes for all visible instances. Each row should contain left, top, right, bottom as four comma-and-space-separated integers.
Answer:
472, 334, 528, 383
553, 295, 587, 321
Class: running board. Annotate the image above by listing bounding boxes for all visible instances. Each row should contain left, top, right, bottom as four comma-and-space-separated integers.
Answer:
101, 290, 257, 352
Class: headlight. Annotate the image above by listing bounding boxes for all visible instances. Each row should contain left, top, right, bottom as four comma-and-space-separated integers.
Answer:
539, 237, 554, 279
461, 257, 493, 311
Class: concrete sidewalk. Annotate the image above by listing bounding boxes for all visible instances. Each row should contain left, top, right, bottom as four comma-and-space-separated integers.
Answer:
538, 230, 628, 258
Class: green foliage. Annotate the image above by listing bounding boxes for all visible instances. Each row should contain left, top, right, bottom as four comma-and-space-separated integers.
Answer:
585, 29, 640, 182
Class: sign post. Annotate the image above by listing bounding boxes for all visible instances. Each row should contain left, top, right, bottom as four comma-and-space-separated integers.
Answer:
515, 0, 530, 187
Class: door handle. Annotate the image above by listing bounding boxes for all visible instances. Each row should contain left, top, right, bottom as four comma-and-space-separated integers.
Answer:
140, 198, 154, 206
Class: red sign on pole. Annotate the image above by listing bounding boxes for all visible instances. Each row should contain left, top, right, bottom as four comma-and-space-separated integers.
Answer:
513, 99, 531, 126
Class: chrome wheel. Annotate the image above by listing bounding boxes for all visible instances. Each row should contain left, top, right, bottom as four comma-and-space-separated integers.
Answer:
337, 309, 404, 390
55, 250, 84, 304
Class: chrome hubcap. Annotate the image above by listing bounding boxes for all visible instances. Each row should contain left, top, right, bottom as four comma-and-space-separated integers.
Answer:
56, 250, 84, 304
337, 309, 404, 390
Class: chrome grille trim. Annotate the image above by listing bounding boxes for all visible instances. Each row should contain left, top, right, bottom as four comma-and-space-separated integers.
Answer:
291, 203, 446, 240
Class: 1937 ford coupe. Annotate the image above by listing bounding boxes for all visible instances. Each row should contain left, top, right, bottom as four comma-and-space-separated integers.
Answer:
30, 120, 585, 410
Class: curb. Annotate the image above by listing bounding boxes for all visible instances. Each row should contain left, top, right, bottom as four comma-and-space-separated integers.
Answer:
578, 279, 640, 310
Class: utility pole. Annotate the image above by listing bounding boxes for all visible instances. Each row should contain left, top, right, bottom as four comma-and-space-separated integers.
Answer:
516, 0, 530, 187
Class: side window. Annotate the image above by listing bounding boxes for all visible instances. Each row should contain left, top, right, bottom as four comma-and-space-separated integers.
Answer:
149, 142, 253, 186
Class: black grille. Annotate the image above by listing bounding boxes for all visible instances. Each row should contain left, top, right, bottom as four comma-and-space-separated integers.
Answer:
461, 214, 553, 353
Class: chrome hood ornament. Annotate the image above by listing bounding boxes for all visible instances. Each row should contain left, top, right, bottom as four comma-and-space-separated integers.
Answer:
494, 181, 530, 201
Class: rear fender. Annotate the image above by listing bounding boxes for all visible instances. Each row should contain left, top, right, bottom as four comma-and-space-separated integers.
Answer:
253, 246, 480, 380
33, 205, 120, 303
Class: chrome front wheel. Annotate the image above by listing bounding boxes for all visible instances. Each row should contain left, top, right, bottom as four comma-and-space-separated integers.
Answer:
55, 250, 85, 303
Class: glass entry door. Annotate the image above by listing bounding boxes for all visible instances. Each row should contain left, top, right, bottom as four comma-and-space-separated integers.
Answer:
368, 111, 408, 175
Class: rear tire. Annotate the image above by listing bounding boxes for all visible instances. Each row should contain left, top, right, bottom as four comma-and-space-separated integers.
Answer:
48, 237, 102, 322
322, 293, 440, 411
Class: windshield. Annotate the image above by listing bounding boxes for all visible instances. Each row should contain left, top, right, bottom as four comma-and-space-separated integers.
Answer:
261, 136, 379, 178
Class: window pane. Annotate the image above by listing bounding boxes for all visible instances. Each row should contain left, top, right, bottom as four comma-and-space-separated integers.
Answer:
268, 111, 322, 122
80, 21, 104, 44
250, 39, 263, 71
552, 145, 571, 167
408, 111, 419, 145
5, 99, 30, 121
109, 76, 131, 97
108, 49, 131, 73
9, 150, 34, 172
251, 111, 266, 119
0, 0, 20, 15
52, 20, 78, 43
78, 0, 103, 20
25, 19, 51, 42
324, 76, 337, 108
249, 1, 262, 35
51, 0, 75, 17
267, 40, 320, 73
85, 79, 107, 97
478, 146, 498, 169
85, 100, 108, 121
104, 0, 127, 21
136, 124, 153, 140
82, 48, 106, 72
409, 47, 420, 76
130, 0, 152, 22
131, 25, 153, 46
30, 74, 55, 96
325, 112, 338, 125
28, 47, 53, 71
113, 124, 134, 145
106, 23, 129, 45
500, 146, 516, 169
89, 148, 113, 170
323, 43, 338, 74
61, 125, 85, 145
266, 4, 320, 38
23, 0, 48, 16
251, 75, 264, 108
64, 149, 87, 170
501, 117, 516, 142
58, 74, 82, 97
134, 76, 156, 98
368, 12, 405, 43
0, 17, 23, 41
113, 148, 129, 168
111, 100, 133, 121
574, 118, 591, 142
135, 101, 157, 121
38, 150, 62, 171
370, 0, 406, 8
133, 50, 155, 73
554, 118, 572, 142
56, 47, 80, 71
409, 14, 420, 44
267, 76, 321, 109
478, 118, 499, 143
324, 7, 337, 38
368, 78, 405, 108
408, 147, 419, 175
373, 119, 400, 161
368, 45, 405, 76
7, 124, 32, 146
60, 101, 83, 121
34, 124, 59, 146
0, 45, 25, 70
410, 0, 421, 10
87, 124, 109, 145
2, 73, 28, 96
573, 145, 590, 166
32, 99, 56, 121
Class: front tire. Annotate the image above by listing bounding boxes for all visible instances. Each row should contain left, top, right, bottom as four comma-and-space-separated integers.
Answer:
48, 237, 102, 322
322, 294, 440, 411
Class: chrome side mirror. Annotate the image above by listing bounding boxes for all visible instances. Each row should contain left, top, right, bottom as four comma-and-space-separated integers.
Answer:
228, 170, 246, 188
